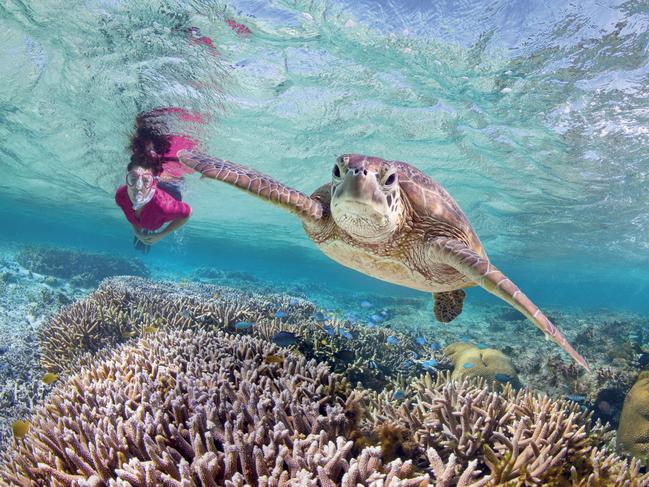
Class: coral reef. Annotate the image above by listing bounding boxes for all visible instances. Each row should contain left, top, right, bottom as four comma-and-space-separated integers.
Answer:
1, 329, 434, 486
38, 277, 445, 391
37, 276, 317, 373
4, 329, 646, 485
15, 246, 148, 287
443, 342, 520, 388
364, 373, 649, 486
617, 370, 649, 462
0, 251, 90, 448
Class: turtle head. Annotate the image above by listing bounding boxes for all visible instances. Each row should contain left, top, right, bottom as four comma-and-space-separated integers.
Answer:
330, 154, 404, 243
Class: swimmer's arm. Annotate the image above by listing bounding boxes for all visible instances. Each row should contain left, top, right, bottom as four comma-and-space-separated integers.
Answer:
139, 212, 191, 244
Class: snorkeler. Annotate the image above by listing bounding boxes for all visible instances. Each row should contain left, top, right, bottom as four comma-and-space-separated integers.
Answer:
115, 110, 195, 254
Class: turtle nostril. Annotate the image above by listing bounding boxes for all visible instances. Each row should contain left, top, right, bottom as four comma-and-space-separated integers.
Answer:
363, 169, 367, 176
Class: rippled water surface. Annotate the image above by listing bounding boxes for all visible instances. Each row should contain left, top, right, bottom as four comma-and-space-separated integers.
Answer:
2, 0, 649, 309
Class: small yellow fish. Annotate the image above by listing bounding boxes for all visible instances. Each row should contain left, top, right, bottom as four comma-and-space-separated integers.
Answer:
212, 293, 220, 300
122, 330, 136, 339
143, 325, 159, 334
12, 420, 30, 438
264, 354, 284, 364
42, 373, 59, 385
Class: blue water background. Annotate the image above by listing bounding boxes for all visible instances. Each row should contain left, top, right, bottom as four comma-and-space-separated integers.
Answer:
2, 0, 649, 312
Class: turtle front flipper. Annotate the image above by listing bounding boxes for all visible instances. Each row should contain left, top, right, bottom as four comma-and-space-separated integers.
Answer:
433, 289, 466, 323
429, 237, 591, 372
177, 150, 324, 222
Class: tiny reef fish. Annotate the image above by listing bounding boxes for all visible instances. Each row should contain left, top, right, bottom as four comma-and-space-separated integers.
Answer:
42, 373, 59, 385
272, 331, 299, 347
12, 420, 30, 439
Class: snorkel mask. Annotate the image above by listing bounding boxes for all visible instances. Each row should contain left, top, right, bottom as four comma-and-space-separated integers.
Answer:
126, 170, 158, 210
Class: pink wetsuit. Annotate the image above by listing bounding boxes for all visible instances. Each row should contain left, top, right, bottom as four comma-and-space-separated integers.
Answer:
115, 186, 191, 231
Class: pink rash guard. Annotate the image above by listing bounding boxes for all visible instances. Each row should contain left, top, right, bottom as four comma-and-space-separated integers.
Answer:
115, 185, 191, 231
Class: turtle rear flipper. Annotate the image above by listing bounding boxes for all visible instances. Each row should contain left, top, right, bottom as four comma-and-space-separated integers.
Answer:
429, 236, 591, 372
433, 289, 465, 322
178, 150, 324, 222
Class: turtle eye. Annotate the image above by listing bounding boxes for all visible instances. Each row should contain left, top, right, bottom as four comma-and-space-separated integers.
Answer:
333, 164, 341, 178
384, 172, 396, 186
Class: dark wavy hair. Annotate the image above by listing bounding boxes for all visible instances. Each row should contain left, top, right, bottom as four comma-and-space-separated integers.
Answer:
127, 110, 172, 176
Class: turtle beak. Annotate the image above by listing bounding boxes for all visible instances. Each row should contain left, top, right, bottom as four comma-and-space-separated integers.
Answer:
336, 167, 382, 205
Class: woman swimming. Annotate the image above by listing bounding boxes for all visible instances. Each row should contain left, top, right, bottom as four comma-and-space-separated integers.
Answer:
115, 110, 195, 253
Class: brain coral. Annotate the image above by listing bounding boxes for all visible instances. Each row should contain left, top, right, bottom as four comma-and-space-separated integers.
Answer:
617, 370, 649, 462
444, 342, 520, 388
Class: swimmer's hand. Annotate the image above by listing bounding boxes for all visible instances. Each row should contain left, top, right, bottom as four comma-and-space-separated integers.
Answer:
140, 234, 164, 245
134, 230, 164, 245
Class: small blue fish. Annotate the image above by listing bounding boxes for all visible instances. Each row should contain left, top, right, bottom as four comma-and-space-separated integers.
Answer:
366, 321, 377, 328
422, 359, 439, 369
323, 325, 335, 336
415, 336, 426, 346
275, 311, 288, 319
380, 310, 388, 317
495, 373, 510, 382
314, 312, 328, 322
338, 328, 353, 340
565, 394, 586, 403
477, 343, 488, 349
463, 362, 475, 369
289, 297, 299, 305
360, 301, 373, 309
386, 336, 399, 346
370, 314, 384, 323
272, 331, 299, 347
411, 351, 419, 359
461, 336, 470, 342
346, 312, 359, 321
392, 390, 406, 400
234, 321, 254, 330
430, 342, 441, 351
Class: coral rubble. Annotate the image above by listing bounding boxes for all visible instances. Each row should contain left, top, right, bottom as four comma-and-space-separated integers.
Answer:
15, 246, 148, 287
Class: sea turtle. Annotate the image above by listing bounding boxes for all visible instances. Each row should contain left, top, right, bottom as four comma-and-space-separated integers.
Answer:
178, 150, 589, 371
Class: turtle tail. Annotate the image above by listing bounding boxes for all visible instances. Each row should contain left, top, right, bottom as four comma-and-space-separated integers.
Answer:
432, 237, 591, 372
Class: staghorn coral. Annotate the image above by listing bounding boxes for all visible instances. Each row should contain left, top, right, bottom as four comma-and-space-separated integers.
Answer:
364, 373, 649, 486
37, 277, 315, 373
1, 329, 436, 486
39, 276, 440, 390
15, 246, 148, 286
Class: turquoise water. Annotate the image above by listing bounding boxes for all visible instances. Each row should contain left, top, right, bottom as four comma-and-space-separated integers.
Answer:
2, 0, 649, 311
4, 1, 649, 483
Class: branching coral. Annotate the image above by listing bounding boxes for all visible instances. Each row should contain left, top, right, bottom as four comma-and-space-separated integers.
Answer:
1, 330, 437, 486
364, 373, 649, 486
39, 277, 440, 390
38, 277, 312, 373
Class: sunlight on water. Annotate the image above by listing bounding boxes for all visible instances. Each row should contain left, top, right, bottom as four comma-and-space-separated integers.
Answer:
1, 0, 649, 308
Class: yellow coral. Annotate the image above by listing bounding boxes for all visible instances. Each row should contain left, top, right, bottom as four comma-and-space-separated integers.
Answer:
443, 342, 519, 388
617, 371, 649, 462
